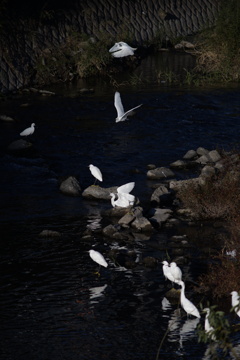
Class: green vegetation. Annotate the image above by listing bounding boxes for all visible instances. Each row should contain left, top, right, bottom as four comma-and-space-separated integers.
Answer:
35, 33, 114, 85
197, 305, 240, 359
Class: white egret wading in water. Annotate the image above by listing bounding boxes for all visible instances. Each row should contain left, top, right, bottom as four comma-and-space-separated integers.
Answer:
179, 280, 201, 318
89, 249, 108, 275
89, 164, 103, 184
114, 92, 142, 123
231, 291, 240, 317
110, 182, 135, 208
20, 123, 35, 136
170, 262, 182, 285
109, 42, 137, 58
162, 260, 175, 284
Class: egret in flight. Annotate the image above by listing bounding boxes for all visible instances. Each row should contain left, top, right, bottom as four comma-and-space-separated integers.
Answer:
110, 182, 135, 208
20, 123, 35, 136
89, 164, 103, 184
179, 280, 201, 318
114, 91, 142, 122
109, 41, 137, 58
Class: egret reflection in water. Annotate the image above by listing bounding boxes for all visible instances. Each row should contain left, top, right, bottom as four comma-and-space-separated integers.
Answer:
89, 284, 108, 304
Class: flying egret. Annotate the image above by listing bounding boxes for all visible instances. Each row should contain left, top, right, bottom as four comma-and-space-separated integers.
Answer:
89, 249, 108, 276
89, 164, 103, 184
162, 260, 175, 283
179, 280, 201, 318
109, 41, 137, 58
110, 182, 135, 208
203, 308, 216, 340
20, 123, 35, 136
170, 262, 182, 285
231, 291, 240, 317
114, 91, 142, 122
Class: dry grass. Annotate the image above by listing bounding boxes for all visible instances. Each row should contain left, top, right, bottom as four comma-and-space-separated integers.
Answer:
198, 254, 240, 298
193, 0, 240, 82
177, 153, 240, 221
177, 152, 240, 298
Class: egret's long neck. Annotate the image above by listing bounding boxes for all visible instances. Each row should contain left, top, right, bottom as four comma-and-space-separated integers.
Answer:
110, 194, 116, 207
180, 283, 185, 300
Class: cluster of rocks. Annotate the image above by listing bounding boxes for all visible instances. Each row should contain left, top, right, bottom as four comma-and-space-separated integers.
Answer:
49, 146, 227, 268
41, 147, 233, 268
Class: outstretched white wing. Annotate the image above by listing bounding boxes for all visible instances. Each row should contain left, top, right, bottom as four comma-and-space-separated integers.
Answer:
117, 182, 135, 194
118, 104, 142, 122
114, 92, 125, 119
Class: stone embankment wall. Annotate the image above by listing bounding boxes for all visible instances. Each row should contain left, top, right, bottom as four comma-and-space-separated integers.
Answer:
0, 0, 220, 93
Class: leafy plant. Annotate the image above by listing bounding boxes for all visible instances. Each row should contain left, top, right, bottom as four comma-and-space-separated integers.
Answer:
197, 305, 233, 359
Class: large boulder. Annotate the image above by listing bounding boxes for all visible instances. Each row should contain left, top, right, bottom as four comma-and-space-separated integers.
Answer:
82, 185, 117, 200
59, 176, 81, 196
131, 216, 153, 233
149, 208, 173, 226
151, 185, 172, 206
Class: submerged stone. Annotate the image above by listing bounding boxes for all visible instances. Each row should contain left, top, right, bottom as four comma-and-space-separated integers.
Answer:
7, 139, 33, 153
39, 229, 61, 237
170, 160, 186, 169
147, 167, 175, 180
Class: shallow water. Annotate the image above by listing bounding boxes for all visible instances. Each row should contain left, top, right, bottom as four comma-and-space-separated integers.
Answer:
0, 52, 240, 359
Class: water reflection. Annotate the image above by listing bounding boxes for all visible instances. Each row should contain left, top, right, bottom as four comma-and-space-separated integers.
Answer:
179, 317, 200, 349
89, 284, 108, 304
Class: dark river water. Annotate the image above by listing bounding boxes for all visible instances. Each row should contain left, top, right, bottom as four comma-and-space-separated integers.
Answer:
0, 53, 240, 360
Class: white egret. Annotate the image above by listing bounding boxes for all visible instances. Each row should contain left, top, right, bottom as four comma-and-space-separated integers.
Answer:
179, 280, 201, 318
109, 41, 137, 58
114, 91, 142, 122
203, 308, 216, 340
231, 291, 240, 317
20, 123, 35, 136
162, 260, 175, 283
170, 262, 182, 285
89, 249, 108, 268
110, 182, 135, 208
89, 164, 103, 184
89, 249, 108, 276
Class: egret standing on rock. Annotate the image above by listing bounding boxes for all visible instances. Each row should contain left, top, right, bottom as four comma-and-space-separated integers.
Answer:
231, 291, 240, 317
109, 41, 137, 58
170, 262, 182, 285
114, 91, 142, 123
89, 164, 103, 184
20, 123, 35, 136
179, 280, 201, 318
89, 249, 108, 275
